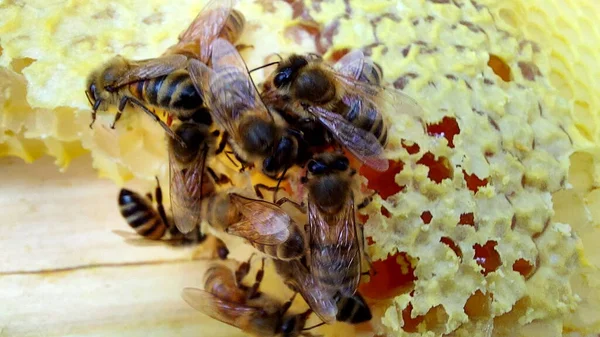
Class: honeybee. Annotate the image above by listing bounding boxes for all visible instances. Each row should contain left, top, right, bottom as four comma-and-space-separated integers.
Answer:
303, 152, 369, 298
86, 0, 245, 134
117, 178, 228, 259
188, 38, 300, 179
261, 50, 423, 172
200, 192, 306, 261
182, 260, 317, 337
168, 121, 231, 234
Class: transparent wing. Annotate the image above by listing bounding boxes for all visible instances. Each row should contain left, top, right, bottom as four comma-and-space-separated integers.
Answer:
188, 58, 240, 140
108, 54, 188, 89
334, 67, 423, 121
307, 197, 361, 297
182, 287, 264, 328
308, 106, 389, 171
169, 143, 209, 234
208, 38, 271, 142
273, 259, 338, 324
174, 0, 234, 62
334, 50, 365, 80
226, 194, 292, 245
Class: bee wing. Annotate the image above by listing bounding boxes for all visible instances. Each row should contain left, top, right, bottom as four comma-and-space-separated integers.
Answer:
226, 194, 292, 245
182, 287, 265, 328
334, 49, 366, 80
169, 143, 209, 234
334, 65, 424, 121
174, 0, 234, 62
275, 259, 338, 324
208, 38, 271, 142
307, 197, 361, 297
109, 54, 188, 89
308, 106, 389, 172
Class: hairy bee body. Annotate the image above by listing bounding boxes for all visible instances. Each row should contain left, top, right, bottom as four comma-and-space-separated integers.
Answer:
218, 9, 246, 44
118, 189, 169, 240
263, 53, 389, 149
201, 192, 305, 261
183, 260, 313, 337
125, 69, 211, 124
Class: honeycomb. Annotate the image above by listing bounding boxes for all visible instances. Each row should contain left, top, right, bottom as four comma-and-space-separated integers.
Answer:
1, 0, 599, 336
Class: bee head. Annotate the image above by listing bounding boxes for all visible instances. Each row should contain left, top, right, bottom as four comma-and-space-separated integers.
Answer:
307, 153, 349, 176
170, 122, 212, 164
86, 56, 130, 110
273, 55, 308, 89
262, 133, 298, 178
239, 116, 277, 157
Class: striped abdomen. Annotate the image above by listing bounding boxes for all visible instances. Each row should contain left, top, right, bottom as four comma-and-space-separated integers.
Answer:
204, 263, 247, 303
252, 225, 305, 261
337, 60, 387, 146
310, 243, 361, 297
218, 9, 246, 44
335, 291, 372, 324
127, 69, 211, 124
201, 193, 239, 233
118, 189, 167, 240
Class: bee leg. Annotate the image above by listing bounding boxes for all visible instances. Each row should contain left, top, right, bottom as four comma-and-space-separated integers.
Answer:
126, 96, 185, 148
223, 151, 240, 168
110, 96, 129, 129
153, 177, 170, 228
207, 166, 231, 185
215, 132, 229, 155
253, 184, 279, 199
247, 258, 265, 300
357, 192, 377, 210
279, 292, 298, 316
235, 253, 257, 289
275, 197, 306, 214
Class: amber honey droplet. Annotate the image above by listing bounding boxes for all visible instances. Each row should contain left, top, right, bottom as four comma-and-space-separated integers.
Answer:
402, 303, 425, 332
360, 160, 405, 199
488, 54, 511, 82
440, 237, 462, 258
381, 206, 392, 218
459, 212, 475, 226
359, 252, 416, 300
464, 290, 491, 318
426, 116, 460, 148
512, 258, 534, 278
474, 241, 502, 275
401, 139, 421, 154
463, 170, 489, 192
421, 211, 433, 224
329, 48, 351, 62
416, 152, 453, 183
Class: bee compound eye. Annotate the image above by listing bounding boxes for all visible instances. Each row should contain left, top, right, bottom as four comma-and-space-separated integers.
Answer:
274, 67, 292, 88
307, 160, 327, 174
333, 157, 350, 171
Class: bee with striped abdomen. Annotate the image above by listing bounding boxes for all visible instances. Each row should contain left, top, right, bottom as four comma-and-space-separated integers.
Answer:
199, 192, 306, 261
272, 258, 372, 325
117, 177, 228, 259
168, 121, 231, 235
261, 50, 423, 172
182, 259, 317, 337
302, 152, 371, 299
86, 0, 245, 136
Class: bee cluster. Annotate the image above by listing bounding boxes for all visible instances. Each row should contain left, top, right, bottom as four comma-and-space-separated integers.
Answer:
85, 0, 421, 335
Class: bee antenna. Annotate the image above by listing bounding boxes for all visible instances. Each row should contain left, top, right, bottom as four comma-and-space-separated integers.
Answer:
302, 322, 325, 331
272, 166, 288, 203
248, 61, 280, 75
84, 90, 94, 106
242, 60, 275, 121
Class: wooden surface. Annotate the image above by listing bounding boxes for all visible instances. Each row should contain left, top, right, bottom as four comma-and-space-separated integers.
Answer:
0, 155, 247, 337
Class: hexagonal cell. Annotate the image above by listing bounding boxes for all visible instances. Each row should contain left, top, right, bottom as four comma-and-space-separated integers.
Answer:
359, 251, 416, 300
488, 54, 512, 82
474, 241, 502, 275
426, 116, 460, 148
417, 152, 453, 183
